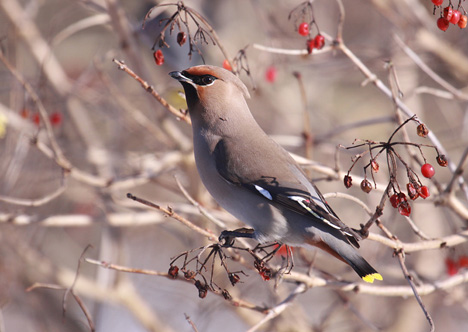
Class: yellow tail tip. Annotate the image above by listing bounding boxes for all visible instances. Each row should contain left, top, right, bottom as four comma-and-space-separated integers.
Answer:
362, 273, 383, 283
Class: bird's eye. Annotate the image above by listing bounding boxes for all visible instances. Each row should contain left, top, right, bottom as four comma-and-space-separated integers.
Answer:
199, 75, 216, 86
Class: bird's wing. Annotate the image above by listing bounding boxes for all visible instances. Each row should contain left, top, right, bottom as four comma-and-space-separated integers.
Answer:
213, 138, 361, 247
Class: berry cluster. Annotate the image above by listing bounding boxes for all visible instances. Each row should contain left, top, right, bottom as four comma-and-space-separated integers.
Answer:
289, 2, 325, 53
343, 116, 447, 217
432, 1, 467, 31
20, 109, 63, 127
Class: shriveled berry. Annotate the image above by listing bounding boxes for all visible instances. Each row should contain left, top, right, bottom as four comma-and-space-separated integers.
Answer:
265, 66, 277, 83
195, 280, 208, 298
390, 194, 399, 208
417, 123, 429, 137
314, 34, 325, 50
443, 6, 453, 21
450, 10, 461, 24
421, 163, 435, 178
184, 270, 196, 280
436, 154, 448, 167
153, 49, 164, 66
398, 201, 411, 216
371, 160, 379, 172
431, 0, 443, 5
458, 15, 467, 29
407, 183, 419, 200
222, 289, 232, 300
360, 179, 372, 193
177, 32, 186, 46
344, 175, 352, 188
168, 265, 179, 279
222, 59, 232, 71
418, 185, 430, 199
298, 22, 309, 36
437, 17, 450, 31
228, 273, 241, 286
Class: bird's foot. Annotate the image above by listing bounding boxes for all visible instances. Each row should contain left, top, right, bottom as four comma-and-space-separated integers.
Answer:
219, 227, 256, 247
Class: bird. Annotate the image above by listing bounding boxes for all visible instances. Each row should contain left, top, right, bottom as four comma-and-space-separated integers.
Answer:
169, 65, 382, 283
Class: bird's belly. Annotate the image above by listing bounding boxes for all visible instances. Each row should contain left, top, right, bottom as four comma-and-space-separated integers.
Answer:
193, 135, 290, 243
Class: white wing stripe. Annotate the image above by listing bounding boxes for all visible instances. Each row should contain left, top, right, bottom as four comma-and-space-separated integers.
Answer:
288, 195, 341, 230
254, 185, 273, 200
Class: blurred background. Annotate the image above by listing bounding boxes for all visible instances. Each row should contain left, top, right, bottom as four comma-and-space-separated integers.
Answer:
1, 0, 468, 331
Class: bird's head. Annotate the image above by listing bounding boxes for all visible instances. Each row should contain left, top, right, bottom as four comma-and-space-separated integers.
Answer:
169, 65, 250, 116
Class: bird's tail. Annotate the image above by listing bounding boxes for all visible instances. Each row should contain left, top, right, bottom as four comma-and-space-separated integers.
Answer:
314, 236, 383, 283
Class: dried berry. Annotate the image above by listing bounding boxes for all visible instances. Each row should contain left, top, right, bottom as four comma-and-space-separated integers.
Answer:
344, 175, 352, 188
417, 123, 429, 137
436, 154, 448, 167
222, 289, 232, 300
360, 179, 372, 193
195, 280, 208, 299
184, 270, 196, 280
168, 265, 179, 279
407, 183, 419, 200
371, 160, 379, 172
398, 201, 411, 216
177, 32, 187, 46
153, 49, 164, 66
228, 273, 241, 286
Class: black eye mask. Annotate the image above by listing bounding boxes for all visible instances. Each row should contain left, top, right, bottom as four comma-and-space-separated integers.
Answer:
181, 71, 218, 86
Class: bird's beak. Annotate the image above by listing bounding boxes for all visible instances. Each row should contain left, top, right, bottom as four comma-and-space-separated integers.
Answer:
169, 71, 192, 84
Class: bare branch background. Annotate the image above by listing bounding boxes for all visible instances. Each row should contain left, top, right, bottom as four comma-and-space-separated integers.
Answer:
1, 0, 468, 331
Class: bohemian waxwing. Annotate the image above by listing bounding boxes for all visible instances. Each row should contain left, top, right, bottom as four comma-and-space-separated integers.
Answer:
169, 65, 382, 283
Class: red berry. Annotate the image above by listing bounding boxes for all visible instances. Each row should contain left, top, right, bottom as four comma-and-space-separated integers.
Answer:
432, 0, 443, 5
298, 22, 309, 36
222, 59, 232, 71
443, 6, 453, 21
390, 194, 399, 208
458, 15, 467, 29
458, 256, 468, 268
419, 186, 430, 199
49, 112, 62, 126
314, 34, 325, 50
265, 66, 277, 83
445, 258, 459, 276
450, 10, 461, 24
437, 17, 450, 31
32, 113, 40, 126
398, 201, 411, 216
153, 50, 164, 66
421, 163, 435, 178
